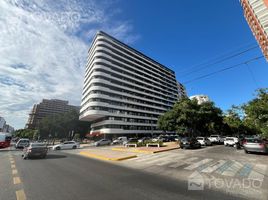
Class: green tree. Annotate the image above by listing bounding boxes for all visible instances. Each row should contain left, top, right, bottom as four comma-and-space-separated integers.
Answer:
158, 98, 224, 137
38, 109, 90, 139
242, 88, 268, 138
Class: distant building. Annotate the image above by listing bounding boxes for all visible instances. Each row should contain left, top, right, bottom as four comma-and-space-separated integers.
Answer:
177, 82, 187, 98
79, 31, 181, 136
0, 117, 6, 132
3, 124, 14, 133
240, 0, 268, 60
0, 116, 14, 133
25, 99, 80, 129
189, 95, 210, 104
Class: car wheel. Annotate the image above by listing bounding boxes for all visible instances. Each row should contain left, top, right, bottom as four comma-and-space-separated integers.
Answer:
56, 146, 61, 150
72, 145, 77, 149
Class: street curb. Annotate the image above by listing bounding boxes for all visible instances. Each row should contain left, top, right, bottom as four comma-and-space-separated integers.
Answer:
79, 151, 137, 161
112, 147, 180, 154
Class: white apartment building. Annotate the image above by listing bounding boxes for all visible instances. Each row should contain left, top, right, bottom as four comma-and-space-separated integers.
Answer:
189, 95, 210, 105
79, 31, 181, 136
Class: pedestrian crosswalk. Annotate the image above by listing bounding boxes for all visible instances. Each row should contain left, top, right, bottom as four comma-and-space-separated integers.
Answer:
123, 153, 268, 182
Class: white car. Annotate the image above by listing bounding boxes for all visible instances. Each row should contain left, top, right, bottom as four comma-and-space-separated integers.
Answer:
52, 141, 80, 150
112, 137, 127, 145
208, 135, 224, 144
94, 139, 111, 146
196, 137, 212, 146
224, 137, 238, 146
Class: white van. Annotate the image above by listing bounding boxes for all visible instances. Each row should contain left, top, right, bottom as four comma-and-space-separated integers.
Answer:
112, 137, 127, 145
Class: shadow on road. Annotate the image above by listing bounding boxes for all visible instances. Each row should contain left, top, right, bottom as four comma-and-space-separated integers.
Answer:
45, 154, 67, 159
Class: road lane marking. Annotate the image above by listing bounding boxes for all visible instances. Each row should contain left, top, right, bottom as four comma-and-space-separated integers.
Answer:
248, 164, 267, 181
10, 160, 15, 164
135, 154, 168, 162
184, 159, 213, 170
16, 190, 26, 200
156, 160, 176, 166
11, 164, 16, 169
201, 160, 226, 173
221, 161, 243, 176
168, 157, 198, 168
12, 169, 18, 175
216, 160, 234, 174
239, 164, 253, 177
13, 177, 21, 184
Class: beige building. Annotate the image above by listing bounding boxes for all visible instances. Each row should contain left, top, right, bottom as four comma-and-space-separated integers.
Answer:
240, 0, 268, 60
26, 99, 80, 129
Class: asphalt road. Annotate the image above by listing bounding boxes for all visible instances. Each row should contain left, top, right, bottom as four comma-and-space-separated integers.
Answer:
0, 150, 245, 200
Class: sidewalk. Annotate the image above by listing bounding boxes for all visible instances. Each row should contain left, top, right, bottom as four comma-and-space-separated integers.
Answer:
79, 148, 137, 161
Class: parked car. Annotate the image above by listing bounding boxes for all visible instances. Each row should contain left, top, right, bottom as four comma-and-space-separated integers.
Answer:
138, 137, 151, 143
224, 137, 239, 147
22, 143, 48, 159
52, 141, 80, 150
112, 137, 127, 145
244, 138, 268, 154
180, 138, 201, 149
124, 138, 138, 145
94, 139, 111, 146
196, 137, 212, 146
208, 135, 224, 144
151, 136, 164, 142
15, 138, 30, 149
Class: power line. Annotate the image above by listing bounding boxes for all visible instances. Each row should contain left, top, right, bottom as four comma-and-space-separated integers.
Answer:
178, 45, 259, 78
177, 42, 257, 74
182, 55, 264, 84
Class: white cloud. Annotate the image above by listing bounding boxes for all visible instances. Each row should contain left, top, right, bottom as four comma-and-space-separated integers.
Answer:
0, 0, 139, 129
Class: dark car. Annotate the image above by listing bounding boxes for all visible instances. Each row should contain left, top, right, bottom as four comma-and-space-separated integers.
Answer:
244, 138, 268, 154
180, 138, 201, 149
22, 143, 48, 159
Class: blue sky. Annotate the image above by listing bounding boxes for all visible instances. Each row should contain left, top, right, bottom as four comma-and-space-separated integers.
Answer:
0, 0, 267, 129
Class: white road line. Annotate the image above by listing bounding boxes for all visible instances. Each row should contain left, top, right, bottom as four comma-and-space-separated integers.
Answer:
144, 156, 180, 165
248, 164, 267, 181
168, 157, 199, 168
184, 158, 213, 170
156, 160, 176, 166
135, 154, 169, 162
184, 157, 199, 162
221, 161, 243, 177
136, 154, 181, 163
201, 160, 226, 173
129, 155, 153, 161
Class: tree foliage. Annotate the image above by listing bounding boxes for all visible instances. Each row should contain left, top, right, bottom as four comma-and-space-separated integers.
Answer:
158, 88, 268, 138
158, 98, 223, 136
242, 88, 268, 138
38, 109, 90, 139
14, 129, 37, 139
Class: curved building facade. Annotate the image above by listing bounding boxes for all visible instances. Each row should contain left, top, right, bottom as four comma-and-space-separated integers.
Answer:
79, 31, 180, 136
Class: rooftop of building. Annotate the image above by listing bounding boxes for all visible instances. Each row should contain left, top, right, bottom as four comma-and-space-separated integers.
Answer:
90, 30, 175, 75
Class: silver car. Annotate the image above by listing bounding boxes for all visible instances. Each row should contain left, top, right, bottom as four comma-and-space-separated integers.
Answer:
94, 139, 111, 146
244, 138, 268, 154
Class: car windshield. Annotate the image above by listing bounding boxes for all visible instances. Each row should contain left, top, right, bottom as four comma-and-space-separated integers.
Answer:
196, 137, 203, 140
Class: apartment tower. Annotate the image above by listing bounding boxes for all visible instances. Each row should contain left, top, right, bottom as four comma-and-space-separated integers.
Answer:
240, 0, 268, 60
79, 31, 182, 137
